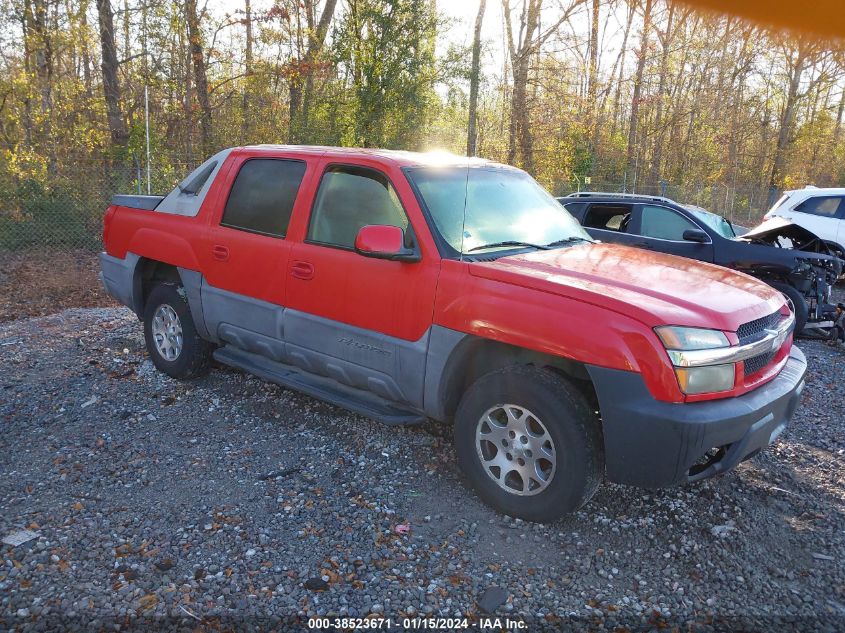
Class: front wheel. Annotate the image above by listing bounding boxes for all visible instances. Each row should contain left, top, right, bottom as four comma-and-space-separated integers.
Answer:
453, 365, 604, 522
769, 282, 808, 335
143, 283, 212, 379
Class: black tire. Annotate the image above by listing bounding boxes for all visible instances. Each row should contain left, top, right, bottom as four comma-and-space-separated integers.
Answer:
453, 365, 604, 522
769, 282, 808, 335
143, 283, 212, 379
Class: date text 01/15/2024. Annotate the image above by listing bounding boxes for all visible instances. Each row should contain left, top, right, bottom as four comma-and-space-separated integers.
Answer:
306, 617, 527, 630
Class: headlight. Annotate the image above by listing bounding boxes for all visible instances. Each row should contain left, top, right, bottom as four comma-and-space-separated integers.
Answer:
655, 326, 730, 350
655, 326, 734, 395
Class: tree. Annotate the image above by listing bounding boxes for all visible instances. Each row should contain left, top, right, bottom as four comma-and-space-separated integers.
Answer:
241, 0, 253, 142
503, 0, 585, 173
648, 1, 680, 188
96, 0, 128, 150
586, 0, 599, 142
334, 0, 438, 148
466, 0, 486, 156
769, 40, 812, 195
625, 0, 653, 188
186, 0, 213, 156
289, 0, 338, 143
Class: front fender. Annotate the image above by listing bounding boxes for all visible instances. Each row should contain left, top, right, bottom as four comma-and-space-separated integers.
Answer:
433, 267, 682, 403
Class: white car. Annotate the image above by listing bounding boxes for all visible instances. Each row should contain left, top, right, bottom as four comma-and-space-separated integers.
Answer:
764, 186, 845, 259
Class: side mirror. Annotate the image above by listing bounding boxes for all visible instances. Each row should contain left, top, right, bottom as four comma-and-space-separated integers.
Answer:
354, 225, 420, 262
683, 228, 709, 243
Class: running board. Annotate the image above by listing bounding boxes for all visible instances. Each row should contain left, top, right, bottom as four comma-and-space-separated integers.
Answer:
213, 345, 426, 426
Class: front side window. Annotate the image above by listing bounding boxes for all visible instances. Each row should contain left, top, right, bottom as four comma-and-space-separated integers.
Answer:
794, 196, 843, 218
639, 205, 699, 241
406, 166, 590, 254
308, 165, 409, 248
221, 159, 307, 237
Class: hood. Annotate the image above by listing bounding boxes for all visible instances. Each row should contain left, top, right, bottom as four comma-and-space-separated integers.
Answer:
739, 217, 828, 251
469, 243, 785, 332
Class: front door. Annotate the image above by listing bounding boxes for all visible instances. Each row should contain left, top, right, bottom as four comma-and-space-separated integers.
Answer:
284, 160, 440, 407
631, 204, 715, 262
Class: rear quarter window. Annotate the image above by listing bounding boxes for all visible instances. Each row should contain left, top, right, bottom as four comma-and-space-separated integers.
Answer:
221, 159, 307, 237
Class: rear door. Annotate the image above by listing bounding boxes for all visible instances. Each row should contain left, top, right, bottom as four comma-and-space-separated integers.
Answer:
199, 154, 311, 356
573, 203, 641, 248
283, 158, 441, 407
629, 204, 715, 262
788, 195, 845, 244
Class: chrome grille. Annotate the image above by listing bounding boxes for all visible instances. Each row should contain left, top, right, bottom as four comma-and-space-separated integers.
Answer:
737, 312, 781, 344
737, 311, 785, 376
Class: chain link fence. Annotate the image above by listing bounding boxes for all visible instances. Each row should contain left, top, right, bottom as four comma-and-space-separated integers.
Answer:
0, 156, 777, 252
0, 157, 195, 252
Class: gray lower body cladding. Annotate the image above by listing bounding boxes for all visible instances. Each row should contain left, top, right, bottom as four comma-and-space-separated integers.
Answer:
97, 252, 467, 419
586, 346, 807, 488
99, 252, 142, 316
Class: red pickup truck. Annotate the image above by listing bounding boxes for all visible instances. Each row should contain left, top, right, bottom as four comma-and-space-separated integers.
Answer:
100, 145, 806, 521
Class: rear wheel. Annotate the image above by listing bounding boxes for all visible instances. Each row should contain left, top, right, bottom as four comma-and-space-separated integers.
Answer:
454, 365, 603, 522
143, 283, 212, 379
770, 282, 808, 335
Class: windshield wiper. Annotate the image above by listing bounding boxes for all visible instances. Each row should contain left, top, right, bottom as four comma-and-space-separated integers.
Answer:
467, 241, 551, 253
545, 236, 592, 247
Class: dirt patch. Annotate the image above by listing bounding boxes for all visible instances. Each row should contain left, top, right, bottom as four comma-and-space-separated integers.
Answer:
0, 250, 114, 322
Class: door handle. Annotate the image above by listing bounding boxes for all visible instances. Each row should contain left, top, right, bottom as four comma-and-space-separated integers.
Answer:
211, 245, 229, 261
291, 260, 314, 280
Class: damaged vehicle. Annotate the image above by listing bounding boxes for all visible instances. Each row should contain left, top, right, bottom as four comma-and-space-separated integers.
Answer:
559, 193, 843, 333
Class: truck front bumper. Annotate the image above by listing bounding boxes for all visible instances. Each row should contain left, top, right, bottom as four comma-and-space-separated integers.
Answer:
586, 346, 807, 488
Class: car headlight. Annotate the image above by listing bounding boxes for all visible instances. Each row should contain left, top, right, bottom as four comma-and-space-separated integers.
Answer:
655, 326, 730, 351
655, 326, 735, 395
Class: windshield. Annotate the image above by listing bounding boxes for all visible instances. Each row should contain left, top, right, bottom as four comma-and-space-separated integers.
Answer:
686, 206, 735, 238
406, 166, 591, 254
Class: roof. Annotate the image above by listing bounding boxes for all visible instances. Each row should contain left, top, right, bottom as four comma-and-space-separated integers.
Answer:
783, 186, 845, 196
560, 192, 679, 204
238, 144, 507, 169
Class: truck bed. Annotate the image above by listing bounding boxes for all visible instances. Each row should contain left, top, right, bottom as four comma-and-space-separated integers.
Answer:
110, 195, 164, 210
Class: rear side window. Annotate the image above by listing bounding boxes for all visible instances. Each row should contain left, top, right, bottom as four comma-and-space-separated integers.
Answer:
639, 205, 699, 240
221, 159, 307, 237
583, 204, 632, 231
793, 196, 844, 218
308, 165, 409, 249
182, 161, 217, 195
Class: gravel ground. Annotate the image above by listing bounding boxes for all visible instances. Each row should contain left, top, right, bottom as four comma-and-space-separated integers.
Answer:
1, 301, 844, 632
